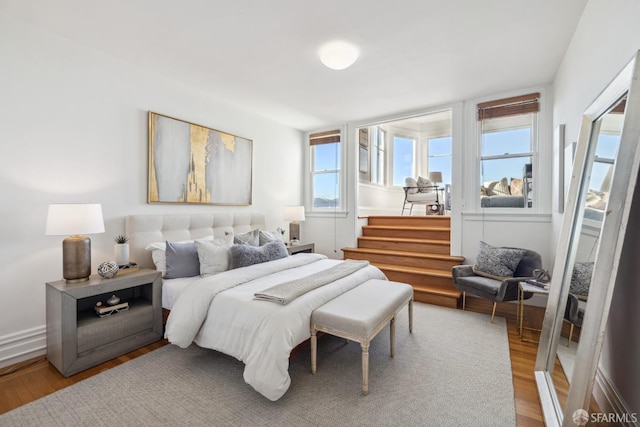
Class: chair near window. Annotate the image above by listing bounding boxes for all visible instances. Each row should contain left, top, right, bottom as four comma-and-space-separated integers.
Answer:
452, 242, 542, 322
401, 177, 439, 215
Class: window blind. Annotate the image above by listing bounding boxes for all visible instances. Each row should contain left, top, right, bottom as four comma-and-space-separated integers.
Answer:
309, 129, 341, 145
477, 93, 540, 121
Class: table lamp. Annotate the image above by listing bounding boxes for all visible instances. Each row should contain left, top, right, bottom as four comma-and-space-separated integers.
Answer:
46, 203, 105, 283
428, 171, 442, 186
284, 206, 305, 245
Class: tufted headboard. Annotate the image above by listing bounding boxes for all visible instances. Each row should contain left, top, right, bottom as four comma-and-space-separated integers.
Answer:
126, 212, 266, 269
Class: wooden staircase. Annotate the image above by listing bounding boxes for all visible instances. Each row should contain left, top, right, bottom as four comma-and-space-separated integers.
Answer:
342, 216, 464, 308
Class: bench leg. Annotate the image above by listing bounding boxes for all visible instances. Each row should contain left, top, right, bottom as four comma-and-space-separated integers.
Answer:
311, 329, 317, 374
361, 341, 370, 396
390, 317, 395, 358
409, 300, 413, 333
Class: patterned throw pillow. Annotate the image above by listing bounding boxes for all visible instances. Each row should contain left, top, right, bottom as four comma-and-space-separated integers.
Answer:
228, 229, 260, 246
484, 178, 511, 196
570, 262, 593, 299
472, 241, 526, 280
510, 178, 524, 195
417, 176, 433, 193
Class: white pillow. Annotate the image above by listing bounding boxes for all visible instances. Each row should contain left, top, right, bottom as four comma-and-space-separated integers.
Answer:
195, 235, 234, 276
144, 236, 214, 276
229, 229, 260, 246
259, 230, 284, 246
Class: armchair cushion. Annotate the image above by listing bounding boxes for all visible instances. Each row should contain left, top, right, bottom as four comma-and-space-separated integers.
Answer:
405, 177, 419, 194
570, 262, 593, 299
472, 241, 526, 280
417, 176, 434, 193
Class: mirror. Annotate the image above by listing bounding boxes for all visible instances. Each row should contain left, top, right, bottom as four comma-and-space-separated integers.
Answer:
535, 51, 640, 426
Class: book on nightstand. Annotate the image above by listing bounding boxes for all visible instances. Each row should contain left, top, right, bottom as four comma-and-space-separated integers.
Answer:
94, 301, 129, 315
118, 263, 140, 274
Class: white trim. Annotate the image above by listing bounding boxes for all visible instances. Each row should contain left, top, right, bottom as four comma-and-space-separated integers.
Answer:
593, 367, 638, 426
462, 212, 552, 223
0, 325, 47, 369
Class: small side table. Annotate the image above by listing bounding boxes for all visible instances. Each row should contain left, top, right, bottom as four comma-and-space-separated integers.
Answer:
286, 242, 315, 255
517, 281, 550, 342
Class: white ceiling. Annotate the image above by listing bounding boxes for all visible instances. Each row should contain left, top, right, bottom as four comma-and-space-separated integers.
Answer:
3, 0, 587, 131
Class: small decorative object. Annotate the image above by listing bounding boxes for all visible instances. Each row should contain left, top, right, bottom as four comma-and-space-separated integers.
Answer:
114, 235, 130, 266
97, 261, 119, 279
276, 227, 285, 237
107, 294, 120, 306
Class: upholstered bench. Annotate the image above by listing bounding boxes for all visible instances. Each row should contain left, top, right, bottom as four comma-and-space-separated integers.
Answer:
310, 279, 414, 395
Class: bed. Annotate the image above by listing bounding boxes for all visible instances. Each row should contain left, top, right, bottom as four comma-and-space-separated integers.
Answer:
126, 212, 387, 401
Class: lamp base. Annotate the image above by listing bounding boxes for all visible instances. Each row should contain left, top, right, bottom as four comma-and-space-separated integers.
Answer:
62, 235, 92, 283
289, 221, 300, 242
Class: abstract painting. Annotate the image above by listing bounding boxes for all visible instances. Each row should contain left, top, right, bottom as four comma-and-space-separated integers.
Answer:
148, 112, 252, 205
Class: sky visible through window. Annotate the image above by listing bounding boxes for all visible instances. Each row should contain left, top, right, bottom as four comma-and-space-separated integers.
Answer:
481, 128, 531, 183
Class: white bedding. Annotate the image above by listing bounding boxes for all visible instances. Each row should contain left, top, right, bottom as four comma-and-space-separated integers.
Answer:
162, 276, 200, 310
164, 253, 386, 401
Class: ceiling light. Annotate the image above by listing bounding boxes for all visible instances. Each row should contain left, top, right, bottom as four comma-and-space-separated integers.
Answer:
319, 41, 359, 70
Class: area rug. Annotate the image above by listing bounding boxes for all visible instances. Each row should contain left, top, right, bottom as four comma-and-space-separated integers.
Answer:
1, 303, 516, 426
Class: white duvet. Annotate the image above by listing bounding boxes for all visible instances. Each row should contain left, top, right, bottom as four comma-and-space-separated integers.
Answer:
164, 253, 386, 401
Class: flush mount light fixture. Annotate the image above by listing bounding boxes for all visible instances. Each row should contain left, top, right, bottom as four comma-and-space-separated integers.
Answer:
319, 41, 359, 70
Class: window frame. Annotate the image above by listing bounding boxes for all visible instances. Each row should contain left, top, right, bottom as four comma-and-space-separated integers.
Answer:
307, 128, 346, 215
476, 93, 540, 210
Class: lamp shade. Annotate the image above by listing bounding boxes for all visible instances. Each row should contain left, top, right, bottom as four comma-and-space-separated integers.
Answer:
46, 204, 105, 236
428, 171, 443, 184
284, 206, 306, 222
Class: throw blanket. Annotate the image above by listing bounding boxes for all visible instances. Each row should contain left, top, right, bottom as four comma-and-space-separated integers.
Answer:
254, 260, 369, 304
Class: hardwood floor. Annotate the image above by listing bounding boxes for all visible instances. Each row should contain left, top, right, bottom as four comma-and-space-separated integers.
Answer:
0, 298, 571, 425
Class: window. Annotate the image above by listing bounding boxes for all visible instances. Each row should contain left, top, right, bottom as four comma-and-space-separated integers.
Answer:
310, 130, 341, 209
427, 136, 452, 185
392, 136, 416, 186
370, 127, 385, 185
478, 93, 539, 208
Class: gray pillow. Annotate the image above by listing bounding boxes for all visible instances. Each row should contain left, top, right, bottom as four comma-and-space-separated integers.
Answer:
229, 240, 289, 269
570, 262, 593, 298
164, 241, 200, 279
259, 230, 284, 246
472, 241, 526, 280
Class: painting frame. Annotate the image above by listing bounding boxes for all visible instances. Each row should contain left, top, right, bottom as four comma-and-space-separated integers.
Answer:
148, 111, 253, 206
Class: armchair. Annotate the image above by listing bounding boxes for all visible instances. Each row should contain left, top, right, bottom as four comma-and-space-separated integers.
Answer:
402, 177, 440, 215
564, 293, 586, 347
452, 246, 542, 322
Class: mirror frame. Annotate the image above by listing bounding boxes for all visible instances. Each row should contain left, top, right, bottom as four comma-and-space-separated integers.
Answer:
535, 50, 640, 427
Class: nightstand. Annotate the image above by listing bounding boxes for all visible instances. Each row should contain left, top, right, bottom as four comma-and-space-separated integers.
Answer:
517, 281, 550, 342
46, 269, 162, 377
286, 242, 315, 255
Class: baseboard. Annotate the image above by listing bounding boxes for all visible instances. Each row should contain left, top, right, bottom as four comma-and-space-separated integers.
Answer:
593, 367, 638, 426
0, 325, 47, 369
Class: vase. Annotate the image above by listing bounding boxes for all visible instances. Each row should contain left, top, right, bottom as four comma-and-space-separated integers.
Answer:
115, 243, 130, 266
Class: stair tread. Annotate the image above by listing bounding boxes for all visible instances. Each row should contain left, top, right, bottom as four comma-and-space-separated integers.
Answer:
364, 225, 450, 231
343, 247, 464, 262
412, 287, 460, 297
358, 236, 450, 245
373, 262, 453, 277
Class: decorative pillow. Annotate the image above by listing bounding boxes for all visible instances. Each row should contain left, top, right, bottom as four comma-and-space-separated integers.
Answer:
510, 178, 524, 196
586, 190, 608, 210
417, 176, 434, 193
165, 241, 200, 279
484, 178, 511, 196
259, 230, 284, 246
570, 262, 593, 299
229, 229, 260, 246
405, 177, 419, 194
472, 241, 526, 280
195, 234, 234, 276
229, 240, 289, 269
145, 236, 213, 275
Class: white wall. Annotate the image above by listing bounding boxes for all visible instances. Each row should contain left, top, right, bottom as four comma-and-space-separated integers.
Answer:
0, 18, 304, 368
551, 0, 640, 415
